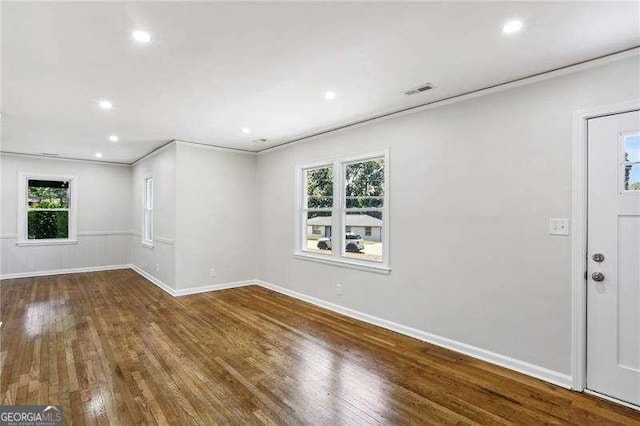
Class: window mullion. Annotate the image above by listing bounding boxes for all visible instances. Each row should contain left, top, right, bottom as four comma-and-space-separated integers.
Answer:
331, 159, 341, 260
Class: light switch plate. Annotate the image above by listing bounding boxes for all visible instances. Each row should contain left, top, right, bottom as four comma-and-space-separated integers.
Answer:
549, 218, 570, 235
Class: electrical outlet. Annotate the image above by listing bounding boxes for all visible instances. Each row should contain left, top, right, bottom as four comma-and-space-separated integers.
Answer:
549, 218, 570, 236
336, 283, 342, 295
155, 264, 160, 272
210, 269, 216, 278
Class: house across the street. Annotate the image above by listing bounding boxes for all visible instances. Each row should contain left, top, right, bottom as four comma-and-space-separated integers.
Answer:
307, 214, 382, 241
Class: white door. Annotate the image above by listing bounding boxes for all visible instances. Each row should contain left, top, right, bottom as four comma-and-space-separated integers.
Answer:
587, 110, 640, 406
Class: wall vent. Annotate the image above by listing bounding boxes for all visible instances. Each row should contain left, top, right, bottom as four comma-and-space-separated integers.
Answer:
404, 83, 434, 96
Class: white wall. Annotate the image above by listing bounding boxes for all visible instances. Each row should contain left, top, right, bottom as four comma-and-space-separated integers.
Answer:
130, 144, 177, 287
0, 154, 132, 275
255, 56, 640, 376
174, 142, 256, 289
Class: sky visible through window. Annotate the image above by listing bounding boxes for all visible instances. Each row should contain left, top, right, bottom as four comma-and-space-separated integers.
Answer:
625, 135, 640, 189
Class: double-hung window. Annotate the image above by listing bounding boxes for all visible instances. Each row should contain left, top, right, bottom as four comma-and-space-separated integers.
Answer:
17, 174, 77, 245
296, 150, 389, 273
142, 177, 154, 247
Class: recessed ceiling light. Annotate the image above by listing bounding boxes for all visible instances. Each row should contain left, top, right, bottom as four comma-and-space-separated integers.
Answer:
109, 135, 119, 142
324, 91, 336, 100
98, 100, 113, 110
502, 20, 523, 34
241, 127, 251, 134
132, 30, 152, 43
95, 152, 103, 158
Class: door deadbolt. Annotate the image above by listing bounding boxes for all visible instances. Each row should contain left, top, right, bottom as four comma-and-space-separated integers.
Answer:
592, 272, 605, 282
592, 253, 605, 262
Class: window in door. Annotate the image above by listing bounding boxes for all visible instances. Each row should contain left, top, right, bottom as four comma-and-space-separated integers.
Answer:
623, 133, 640, 191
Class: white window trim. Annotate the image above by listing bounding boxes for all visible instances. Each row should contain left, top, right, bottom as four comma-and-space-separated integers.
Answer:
142, 176, 154, 249
16, 172, 78, 246
294, 149, 390, 274
619, 130, 640, 193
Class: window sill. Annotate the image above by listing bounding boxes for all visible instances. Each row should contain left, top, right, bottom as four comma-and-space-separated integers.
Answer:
292, 252, 391, 275
141, 240, 154, 249
16, 239, 78, 247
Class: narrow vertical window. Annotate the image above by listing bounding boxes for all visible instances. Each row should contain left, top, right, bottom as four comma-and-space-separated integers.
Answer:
143, 177, 154, 246
343, 158, 384, 262
303, 166, 333, 255
623, 134, 640, 191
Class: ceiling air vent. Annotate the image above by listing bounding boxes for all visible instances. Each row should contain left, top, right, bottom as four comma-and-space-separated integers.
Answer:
404, 83, 434, 96
252, 138, 268, 144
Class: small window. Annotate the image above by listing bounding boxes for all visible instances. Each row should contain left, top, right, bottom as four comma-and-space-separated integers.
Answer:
345, 226, 352, 232
623, 134, 640, 191
143, 177, 154, 245
365, 226, 372, 236
18, 174, 77, 245
27, 179, 70, 239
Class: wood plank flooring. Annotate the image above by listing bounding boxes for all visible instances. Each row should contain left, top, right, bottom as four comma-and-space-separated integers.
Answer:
1, 269, 639, 425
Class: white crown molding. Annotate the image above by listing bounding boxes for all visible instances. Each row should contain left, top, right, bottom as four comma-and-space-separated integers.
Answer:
258, 47, 640, 156
130, 140, 177, 166
254, 279, 573, 389
0, 151, 130, 166
2, 48, 637, 164
174, 140, 257, 156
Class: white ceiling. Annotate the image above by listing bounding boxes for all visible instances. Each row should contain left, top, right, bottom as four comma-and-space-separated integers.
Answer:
2, 1, 639, 163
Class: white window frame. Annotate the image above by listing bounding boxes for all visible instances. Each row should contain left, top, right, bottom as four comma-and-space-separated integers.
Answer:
142, 177, 154, 248
619, 130, 640, 193
16, 173, 78, 246
294, 149, 390, 274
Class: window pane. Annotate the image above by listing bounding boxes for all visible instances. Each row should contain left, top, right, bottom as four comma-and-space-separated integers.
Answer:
625, 164, 640, 191
27, 211, 69, 239
624, 135, 640, 163
343, 211, 383, 262
305, 211, 332, 254
145, 178, 153, 210
345, 159, 384, 208
306, 167, 333, 208
28, 180, 69, 208
144, 210, 153, 241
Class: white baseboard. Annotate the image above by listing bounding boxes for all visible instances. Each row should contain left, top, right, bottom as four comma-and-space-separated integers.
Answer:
129, 265, 253, 297
255, 279, 573, 389
1, 265, 573, 389
130, 265, 176, 296
173, 280, 254, 296
0, 264, 131, 280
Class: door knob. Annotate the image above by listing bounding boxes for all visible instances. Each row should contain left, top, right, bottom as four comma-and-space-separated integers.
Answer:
592, 253, 605, 262
592, 272, 605, 282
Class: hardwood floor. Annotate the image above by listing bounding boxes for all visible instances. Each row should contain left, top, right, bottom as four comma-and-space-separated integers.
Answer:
1, 270, 639, 425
